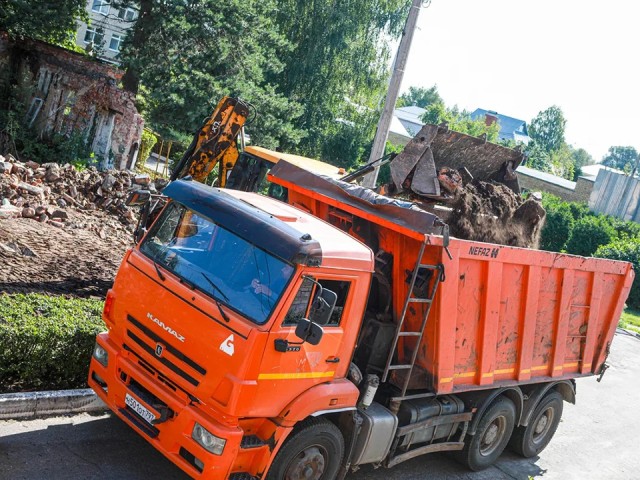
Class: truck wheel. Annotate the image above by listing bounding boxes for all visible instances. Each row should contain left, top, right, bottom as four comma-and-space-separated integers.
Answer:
458, 396, 516, 471
267, 418, 344, 480
509, 390, 563, 458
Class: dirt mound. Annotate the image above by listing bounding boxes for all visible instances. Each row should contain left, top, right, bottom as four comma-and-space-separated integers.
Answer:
447, 180, 545, 248
0, 212, 131, 297
0, 153, 163, 297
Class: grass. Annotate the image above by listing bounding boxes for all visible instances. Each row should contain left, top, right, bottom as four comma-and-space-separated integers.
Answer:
620, 307, 640, 334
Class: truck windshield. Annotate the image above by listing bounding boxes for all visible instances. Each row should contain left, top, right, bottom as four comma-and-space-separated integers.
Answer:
140, 202, 294, 325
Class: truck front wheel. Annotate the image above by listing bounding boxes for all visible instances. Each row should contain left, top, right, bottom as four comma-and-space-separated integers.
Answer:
267, 418, 344, 480
458, 396, 516, 471
509, 390, 563, 458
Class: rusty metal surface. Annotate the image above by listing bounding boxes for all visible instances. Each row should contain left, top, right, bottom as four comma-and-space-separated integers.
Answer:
391, 124, 439, 193
390, 124, 525, 196
268, 161, 444, 236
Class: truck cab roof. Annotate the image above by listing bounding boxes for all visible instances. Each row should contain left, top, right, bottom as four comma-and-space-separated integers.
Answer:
163, 179, 373, 272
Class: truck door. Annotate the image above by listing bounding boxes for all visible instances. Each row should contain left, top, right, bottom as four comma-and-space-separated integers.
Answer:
260, 274, 355, 394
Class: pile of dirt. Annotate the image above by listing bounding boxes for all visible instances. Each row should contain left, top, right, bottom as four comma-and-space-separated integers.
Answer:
0, 153, 167, 298
446, 180, 545, 248
0, 214, 131, 297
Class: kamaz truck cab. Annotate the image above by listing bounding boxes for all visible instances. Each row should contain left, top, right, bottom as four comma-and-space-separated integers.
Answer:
89, 178, 373, 478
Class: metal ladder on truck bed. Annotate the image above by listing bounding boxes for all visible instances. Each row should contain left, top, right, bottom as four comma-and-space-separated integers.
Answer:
382, 241, 444, 405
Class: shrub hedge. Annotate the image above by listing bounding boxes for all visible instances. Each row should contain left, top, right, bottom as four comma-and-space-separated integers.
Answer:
565, 215, 617, 257
0, 294, 105, 393
596, 239, 640, 310
540, 197, 574, 252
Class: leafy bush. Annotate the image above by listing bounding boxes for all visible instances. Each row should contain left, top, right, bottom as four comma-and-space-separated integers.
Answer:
565, 215, 617, 257
0, 294, 105, 393
540, 197, 574, 252
136, 128, 158, 169
1, 108, 95, 168
568, 201, 590, 222
609, 217, 640, 240
596, 239, 640, 310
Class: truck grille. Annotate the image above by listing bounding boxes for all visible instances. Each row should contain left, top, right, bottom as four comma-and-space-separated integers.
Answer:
126, 314, 206, 387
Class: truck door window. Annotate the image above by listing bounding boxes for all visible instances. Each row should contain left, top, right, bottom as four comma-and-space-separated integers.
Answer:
283, 277, 351, 327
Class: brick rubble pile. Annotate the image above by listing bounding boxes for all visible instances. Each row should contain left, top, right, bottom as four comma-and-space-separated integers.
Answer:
0, 153, 167, 229
0, 153, 167, 297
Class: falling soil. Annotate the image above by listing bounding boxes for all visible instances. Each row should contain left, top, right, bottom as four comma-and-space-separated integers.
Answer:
446, 180, 545, 248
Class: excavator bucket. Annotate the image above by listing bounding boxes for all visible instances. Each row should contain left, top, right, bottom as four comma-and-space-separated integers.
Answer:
390, 124, 524, 197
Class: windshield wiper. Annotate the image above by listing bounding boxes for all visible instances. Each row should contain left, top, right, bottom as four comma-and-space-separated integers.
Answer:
200, 273, 231, 322
153, 260, 166, 281
151, 239, 173, 282
200, 273, 230, 301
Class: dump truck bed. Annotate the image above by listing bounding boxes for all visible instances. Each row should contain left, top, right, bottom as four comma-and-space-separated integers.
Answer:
268, 162, 635, 395
417, 236, 633, 393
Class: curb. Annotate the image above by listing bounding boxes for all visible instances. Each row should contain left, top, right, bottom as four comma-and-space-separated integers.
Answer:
0, 389, 107, 420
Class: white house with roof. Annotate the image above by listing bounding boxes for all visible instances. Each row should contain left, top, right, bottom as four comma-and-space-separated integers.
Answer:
388, 105, 425, 146
389, 106, 531, 147
75, 1, 139, 64
469, 109, 530, 144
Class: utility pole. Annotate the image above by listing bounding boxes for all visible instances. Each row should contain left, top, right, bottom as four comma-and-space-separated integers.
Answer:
362, 0, 426, 188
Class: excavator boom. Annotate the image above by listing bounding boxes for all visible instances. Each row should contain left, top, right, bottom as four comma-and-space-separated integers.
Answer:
170, 96, 250, 186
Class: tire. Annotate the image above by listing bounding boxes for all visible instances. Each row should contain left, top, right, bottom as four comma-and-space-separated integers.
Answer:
457, 396, 516, 471
266, 418, 344, 480
509, 390, 563, 458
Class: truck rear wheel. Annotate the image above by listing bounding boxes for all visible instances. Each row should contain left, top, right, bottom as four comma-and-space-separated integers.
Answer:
458, 396, 516, 471
509, 390, 563, 458
267, 418, 344, 480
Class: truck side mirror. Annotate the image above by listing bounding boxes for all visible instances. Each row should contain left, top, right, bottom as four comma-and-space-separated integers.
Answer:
294, 318, 324, 345
126, 189, 151, 206
309, 288, 337, 326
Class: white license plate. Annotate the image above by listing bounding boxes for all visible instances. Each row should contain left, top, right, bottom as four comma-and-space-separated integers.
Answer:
125, 393, 157, 425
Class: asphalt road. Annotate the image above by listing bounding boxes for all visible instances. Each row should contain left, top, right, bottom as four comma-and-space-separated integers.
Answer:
1, 331, 639, 480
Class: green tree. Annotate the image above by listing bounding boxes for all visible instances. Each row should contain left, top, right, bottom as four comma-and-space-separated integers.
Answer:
571, 147, 594, 169
121, 0, 410, 166
549, 143, 575, 181
0, 0, 87, 48
268, 0, 411, 166
528, 106, 566, 154
397, 85, 442, 108
119, 0, 303, 149
523, 107, 582, 181
601, 146, 638, 173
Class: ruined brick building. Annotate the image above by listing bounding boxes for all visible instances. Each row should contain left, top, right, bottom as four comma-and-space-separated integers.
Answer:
0, 33, 143, 170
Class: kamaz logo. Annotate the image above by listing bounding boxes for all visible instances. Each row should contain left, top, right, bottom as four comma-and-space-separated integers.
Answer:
147, 313, 185, 342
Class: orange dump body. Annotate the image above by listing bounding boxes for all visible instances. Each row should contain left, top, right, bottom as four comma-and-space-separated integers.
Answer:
268, 163, 635, 394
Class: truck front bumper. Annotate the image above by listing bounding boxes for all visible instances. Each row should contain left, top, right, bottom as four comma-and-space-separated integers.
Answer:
88, 333, 243, 479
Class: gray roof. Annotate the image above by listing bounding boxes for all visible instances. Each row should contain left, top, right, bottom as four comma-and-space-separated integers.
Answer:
516, 165, 576, 190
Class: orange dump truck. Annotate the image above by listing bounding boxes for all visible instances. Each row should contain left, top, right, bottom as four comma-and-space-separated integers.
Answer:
88, 162, 634, 479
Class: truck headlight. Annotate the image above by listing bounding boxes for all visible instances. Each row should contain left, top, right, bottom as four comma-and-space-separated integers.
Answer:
192, 422, 226, 455
93, 343, 109, 367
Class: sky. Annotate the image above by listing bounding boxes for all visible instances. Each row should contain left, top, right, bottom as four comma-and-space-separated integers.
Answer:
400, 0, 639, 161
